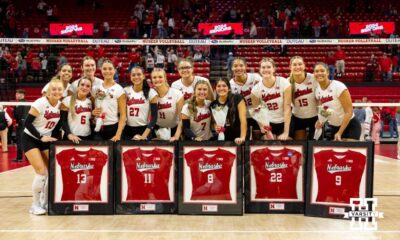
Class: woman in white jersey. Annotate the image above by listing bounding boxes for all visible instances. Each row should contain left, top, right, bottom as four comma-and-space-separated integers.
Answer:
123, 66, 158, 140
250, 58, 292, 140
181, 80, 213, 141
171, 58, 213, 101
314, 62, 361, 141
68, 56, 103, 96
149, 68, 184, 141
60, 77, 93, 143
230, 57, 262, 139
22, 78, 64, 215
92, 60, 127, 141
42, 63, 73, 98
288, 56, 318, 140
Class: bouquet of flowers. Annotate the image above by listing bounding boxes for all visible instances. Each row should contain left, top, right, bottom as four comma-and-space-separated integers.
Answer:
249, 105, 274, 140
155, 127, 171, 140
314, 105, 333, 140
211, 104, 229, 140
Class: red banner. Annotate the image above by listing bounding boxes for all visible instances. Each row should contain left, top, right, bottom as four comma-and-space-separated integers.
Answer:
349, 22, 395, 35
198, 23, 243, 36
50, 23, 94, 36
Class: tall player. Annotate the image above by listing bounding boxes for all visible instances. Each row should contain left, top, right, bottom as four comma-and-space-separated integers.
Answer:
181, 80, 213, 141
210, 78, 247, 145
314, 62, 361, 141
171, 58, 213, 101
123, 67, 158, 140
60, 77, 93, 144
250, 58, 292, 140
68, 56, 103, 95
92, 60, 127, 141
22, 78, 64, 215
288, 56, 318, 140
230, 58, 262, 139
42, 63, 73, 98
149, 68, 184, 141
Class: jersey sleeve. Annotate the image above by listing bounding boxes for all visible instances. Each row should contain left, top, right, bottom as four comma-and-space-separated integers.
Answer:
31, 97, 45, 115
62, 96, 71, 109
171, 80, 179, 90
173, 88, 184, 102
184, 149, 199, 167
252, 73, 262, 84
181, 103, 190, 118
280, 77, 291, 91
114, 85, 125, 99
95, 149, 109, 167
69, 80, 78, 94
251, 82, 261, 98
148, 89, 158, 101
334, 81, 348, 98
313, 150, 324, 168
223, 149, 236, 165
56, 149, 70, 165
250, 149, 261, 166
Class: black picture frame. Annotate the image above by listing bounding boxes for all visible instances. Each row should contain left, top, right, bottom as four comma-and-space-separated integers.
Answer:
48, 140, 114, 215
305, 141, 374, 219
178, 141, 243, 215
114, 141, 178, 214
244, 140, 307, 213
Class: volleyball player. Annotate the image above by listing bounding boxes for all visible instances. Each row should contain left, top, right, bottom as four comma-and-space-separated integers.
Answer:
22, 78, 64, 215
149, 68, 184, 141
60, 77, 93, 144
250, 58, 292, 140
92, 60, 126, 141
68, 56, 103, 95
171, 58, 213, 101
314, 62, 361, 141
181, 80, 213, 141
211, 78, 247, 145
229, 57, 262, 139
42, 63, 73, 98
288, 56, 318, 140
123, 66, 158, 140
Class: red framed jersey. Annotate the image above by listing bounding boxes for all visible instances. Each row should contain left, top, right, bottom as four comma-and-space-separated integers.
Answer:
56, 148, 108, 201
122, 147, 173, 201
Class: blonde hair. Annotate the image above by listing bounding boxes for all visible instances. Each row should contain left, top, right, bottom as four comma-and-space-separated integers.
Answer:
259, 57, 277, 69
187, 80, 211, 117
288, 56, 305, 102
46, 77, 64, 97
151, 68, 169, 87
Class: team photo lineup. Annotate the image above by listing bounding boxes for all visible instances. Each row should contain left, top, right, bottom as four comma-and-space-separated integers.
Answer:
15, 51, 367, 216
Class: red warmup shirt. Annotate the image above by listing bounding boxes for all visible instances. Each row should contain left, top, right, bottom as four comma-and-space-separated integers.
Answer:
129, 52, 140, 63
122, 148, 173, 201
334, 50, 346, 61
313, 150, 366, 204
379, 57, 392, 72
185, 148, 236, 201
251, 147, 302, 199
56, 148, 108, 201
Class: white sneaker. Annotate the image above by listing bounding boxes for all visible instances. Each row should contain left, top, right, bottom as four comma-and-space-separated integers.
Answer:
40, 202, 48, 211
29, 205, 46, 215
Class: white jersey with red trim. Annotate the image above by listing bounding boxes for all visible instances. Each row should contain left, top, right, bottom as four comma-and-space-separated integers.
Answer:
124, 86, 151, 127
291, 73, 318, 119
62, 96, 92, 137
24, 96, 61, 139
70, 77, 103, 96
230, 73, 262, 116
251, 76, 290, 124
171, 76, 209, 101
181, 100, 212, 140
93, 83, 125, 125
149, 87, 183, 128
315, 80, 354, 127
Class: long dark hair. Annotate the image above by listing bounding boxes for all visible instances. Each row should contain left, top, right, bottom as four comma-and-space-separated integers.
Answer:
213, 78, 238, 126
131, 66, 150, 99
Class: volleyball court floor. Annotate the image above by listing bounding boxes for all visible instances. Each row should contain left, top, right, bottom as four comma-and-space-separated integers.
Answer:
0, 144, 399, 240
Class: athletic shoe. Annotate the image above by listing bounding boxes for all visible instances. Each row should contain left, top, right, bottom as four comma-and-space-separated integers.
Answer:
29, 205, 46, 215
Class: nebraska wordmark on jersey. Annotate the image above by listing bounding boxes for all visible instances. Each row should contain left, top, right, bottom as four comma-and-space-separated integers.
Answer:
62, 96, 92, 137
149, 88, 183, 128
24, 96, 61, 139
251, 76, 290, 124
124, 86, 150, 127
230, 73, 262, 117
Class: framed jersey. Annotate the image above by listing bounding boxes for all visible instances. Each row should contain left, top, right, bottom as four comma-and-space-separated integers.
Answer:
48, 141, 114, 215
115, 141, 177, 214
305, 141, 374, 219
178, 141, 243, 215
244, 141, 306, 213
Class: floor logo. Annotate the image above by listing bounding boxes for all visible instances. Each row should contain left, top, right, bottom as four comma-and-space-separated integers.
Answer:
344, 198, 384, 230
